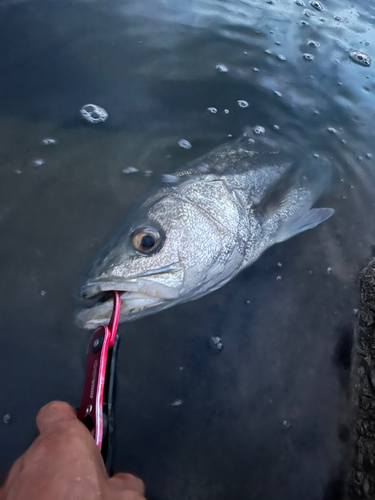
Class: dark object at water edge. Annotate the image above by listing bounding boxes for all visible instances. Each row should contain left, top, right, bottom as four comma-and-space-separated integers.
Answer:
349, 258, 375, 499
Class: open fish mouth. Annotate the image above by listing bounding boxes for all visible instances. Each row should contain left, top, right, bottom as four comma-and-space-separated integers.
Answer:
75, 286, 167, 329
75, 265, 185, 329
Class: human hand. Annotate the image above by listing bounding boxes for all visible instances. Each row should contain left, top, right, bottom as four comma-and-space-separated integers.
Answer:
0, 401, 146, 500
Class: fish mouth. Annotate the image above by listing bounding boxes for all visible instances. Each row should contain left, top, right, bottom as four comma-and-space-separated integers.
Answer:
74, 288, 166, 329
75, 266, 184, 329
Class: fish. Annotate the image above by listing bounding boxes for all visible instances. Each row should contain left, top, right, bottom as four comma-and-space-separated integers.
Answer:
75, 130, 334, 329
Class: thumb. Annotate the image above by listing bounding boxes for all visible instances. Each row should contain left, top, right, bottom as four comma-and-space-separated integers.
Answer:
36, 401, 77, 435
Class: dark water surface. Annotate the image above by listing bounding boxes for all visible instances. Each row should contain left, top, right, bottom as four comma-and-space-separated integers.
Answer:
1, 0, 375, 498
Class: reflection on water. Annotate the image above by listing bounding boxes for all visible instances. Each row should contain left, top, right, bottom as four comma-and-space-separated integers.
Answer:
0, 0, 374, 498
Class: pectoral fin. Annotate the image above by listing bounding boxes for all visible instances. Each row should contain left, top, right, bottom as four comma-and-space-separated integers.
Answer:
276, 207, 335, 243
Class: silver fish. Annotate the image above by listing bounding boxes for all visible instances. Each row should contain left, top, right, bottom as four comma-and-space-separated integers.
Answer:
75, 131, 334, 329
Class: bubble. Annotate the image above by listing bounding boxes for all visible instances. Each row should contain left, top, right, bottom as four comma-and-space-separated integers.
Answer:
308, 40, 320, 48
254, 125, 265, 134
267, 0, 275, 3
313, 153, 319, 158
80, 104, 108, 124
275, 41, 281, 46
295, 0, 304, 5
210, 336, 223, 351
2, 414, 11, 424
224, 109, 230, 114
178, 139, 192, 149
253, 67, 260, 72
327, 127, 337, 133
273, 125, 280, 130
366, 153, 373, 159
276, 275, 282, 281
144, 170, 153, 177
227, 133, 233, 138
15, 169, 22, 175
207, 107, 218, 114
237, 100, 249, 108
278, 54, 287, 61
265, 49, 272, 55
349, 50, 371, 67
304, 9, 315, 17
327, 267, 332, 274
301, 20, 308, 25
353, 308, 359, 316
274, 90, 282, 97
303, 53, 314, 61
40, 290, 47, 296
334, 16, 342, 21
42, 138, 56, 145
171, 399, 183, 407
277, 262, 283, 267
162, 174, 179, 183
31, 158, 45, 167
215, 63, 228, 73
246, 300, 251, 304
310, 0, 323, 10
283, 420, 292, 429
122, 167, 139, 174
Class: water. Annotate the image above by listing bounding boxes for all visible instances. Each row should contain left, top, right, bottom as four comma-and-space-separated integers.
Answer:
0, 0, 375, 498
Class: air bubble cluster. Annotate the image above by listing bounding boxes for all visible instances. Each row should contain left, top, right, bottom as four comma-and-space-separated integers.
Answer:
349, 50, 371, 67
42, 138, 56, 145
254, 125, 265, 134
210, 336, 223, 351
80, 104, 108, 124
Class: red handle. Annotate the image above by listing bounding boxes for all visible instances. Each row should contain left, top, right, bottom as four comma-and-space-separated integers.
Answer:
77, 292, 121, 449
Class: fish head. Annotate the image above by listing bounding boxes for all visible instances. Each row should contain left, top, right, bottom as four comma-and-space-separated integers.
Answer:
76, 180, 242, 328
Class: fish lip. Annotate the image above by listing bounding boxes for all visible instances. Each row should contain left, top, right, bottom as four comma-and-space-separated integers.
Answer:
79, 263, 183, 299
80, 281, 135, 300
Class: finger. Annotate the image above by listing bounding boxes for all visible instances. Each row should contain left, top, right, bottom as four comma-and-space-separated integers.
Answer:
109, 473, 145, 495
36, 401, 77, 435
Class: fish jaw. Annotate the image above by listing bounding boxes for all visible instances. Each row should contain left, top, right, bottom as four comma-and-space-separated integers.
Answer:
75, 266, 185, 329
75, 290, 169, 329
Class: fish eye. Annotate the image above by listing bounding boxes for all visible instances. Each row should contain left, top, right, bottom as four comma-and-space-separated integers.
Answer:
131, 227, 162, 254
